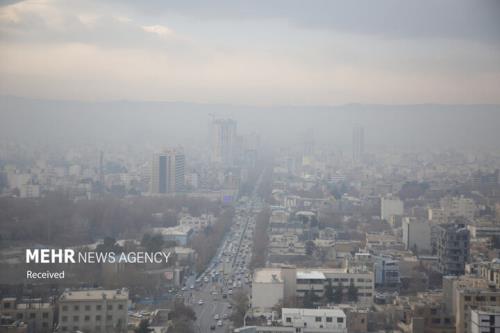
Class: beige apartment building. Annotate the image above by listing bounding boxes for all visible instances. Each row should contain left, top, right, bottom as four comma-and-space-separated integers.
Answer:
58, 289, 128, 333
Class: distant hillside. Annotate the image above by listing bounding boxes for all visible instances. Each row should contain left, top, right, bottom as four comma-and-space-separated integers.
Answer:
1, 95, 499, 148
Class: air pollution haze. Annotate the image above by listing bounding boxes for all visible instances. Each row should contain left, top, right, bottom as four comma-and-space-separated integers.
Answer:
1, 1, 500, 333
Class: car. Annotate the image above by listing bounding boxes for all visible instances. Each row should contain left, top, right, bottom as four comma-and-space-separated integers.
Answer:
223, 313, 228, 319
227, 304, 232, 309
190, 285, 194, 289
214, 314, 220, 320
217, 320, 223, 327
198, 300, 204, 305
181, 287, 186, 291
210, 324, 216, 330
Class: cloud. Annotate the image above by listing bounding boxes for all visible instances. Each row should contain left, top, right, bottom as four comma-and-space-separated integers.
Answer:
110, 0, 500, 44
141, 24, 173, 37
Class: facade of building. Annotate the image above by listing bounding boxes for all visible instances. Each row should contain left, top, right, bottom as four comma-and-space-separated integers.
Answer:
150, 149, 185, 194
402, 217, 432, 253
374, 256, 401, 287
470, 307, 500, 333
58, 289, 128, 333
436, 223, 470, 275
252, 267, 374, 312
211, 118, 237, 166
440, 196, 477, 221
149, 225, 194, 246
0, 298, 54, 333
381, 197, 404, 221
352, 126, 364, 163
282, 308, 347, 332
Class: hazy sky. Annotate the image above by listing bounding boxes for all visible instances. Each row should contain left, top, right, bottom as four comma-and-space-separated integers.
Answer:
0, 0, 499, 105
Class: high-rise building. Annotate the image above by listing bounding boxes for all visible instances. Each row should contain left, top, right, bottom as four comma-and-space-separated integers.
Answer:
150, 148, 185, 194
211, 118, 237, 166
436, 223, 470, 276
352, 126, 364, 163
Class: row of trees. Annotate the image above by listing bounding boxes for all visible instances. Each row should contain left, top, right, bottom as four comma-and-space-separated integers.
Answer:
302, 281, 358, 308
189, 207, 234, 273
0, 191, 220, 246
250, 207, 271, 269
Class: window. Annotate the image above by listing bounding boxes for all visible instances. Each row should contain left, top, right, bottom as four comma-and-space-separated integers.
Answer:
62, 316, 68, 322
118, 304, 124, 310
431, 318, 441, 324
73, 305, 79, 311
337, 318, 344, 323
431, 308, 437, 315
85, 315, 90, 322
3, 303, 11, 309
85, 305, 91, 311
326, 317, 332, 323
286, 317, 291, 323
73, 316, 79, 322
42, 312, 48, 319
16, 313, 23, 319
61, 326, 67, 332
107, 305, 113, 311
315, 317, 322, 322
491, 297, 497, 302
30, 313, 36, 319
107, 315, 112, 321
62, 305, 68, 311
42, 322, 48, 328
465, 296, 471, 301
96, 315, 101, 321
476, 296, 486, 302
96, 305, 102, 311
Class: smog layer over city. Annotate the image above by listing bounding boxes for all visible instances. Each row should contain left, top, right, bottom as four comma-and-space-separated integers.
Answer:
0, 1, 500, 333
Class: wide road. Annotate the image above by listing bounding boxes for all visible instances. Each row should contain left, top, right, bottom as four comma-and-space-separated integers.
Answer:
187, 173, 265, 333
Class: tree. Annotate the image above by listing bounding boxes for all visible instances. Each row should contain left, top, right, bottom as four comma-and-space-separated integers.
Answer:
347, 281, 359, 302
230, 290, 249, 327
302, 290, 319, 309
333, 282, 343, 303
134, 319, 152, 333
170, 300, 197, 321
141, 234, 165, 252
305, 240, 316, 256
323, 280, 334, 303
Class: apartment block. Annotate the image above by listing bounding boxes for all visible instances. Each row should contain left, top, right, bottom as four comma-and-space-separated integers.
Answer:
58, 289, 128, 333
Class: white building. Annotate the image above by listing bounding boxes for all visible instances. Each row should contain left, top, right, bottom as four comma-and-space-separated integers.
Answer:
58, 289, 128, 333
149, 225, 193, 246
251, 268, 285, 312
470, 307, 500, 333
282, 308, 347, 332
178, 214, 215, 231
381, 197, 404, 221
252, 267, 374, 312
402, 217, 432, 253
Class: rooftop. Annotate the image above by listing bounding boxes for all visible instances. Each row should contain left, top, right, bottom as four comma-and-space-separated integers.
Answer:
253, 268, 283, 283
60, 289, 128, 302
282, 307, 345, 318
